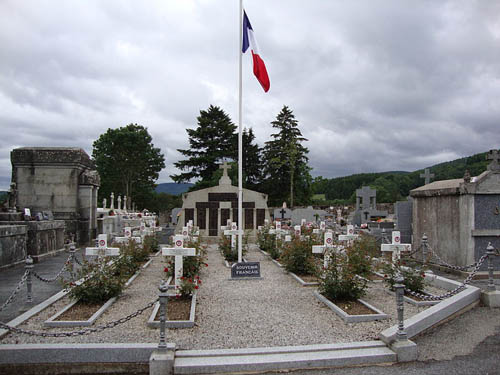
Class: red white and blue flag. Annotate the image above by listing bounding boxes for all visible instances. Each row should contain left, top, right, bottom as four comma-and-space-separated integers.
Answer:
242, 10, 270, 92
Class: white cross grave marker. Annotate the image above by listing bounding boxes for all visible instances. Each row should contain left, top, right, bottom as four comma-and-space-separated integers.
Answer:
294, 225, 301, 237
224, 222, 241, 249
301, 218, 306, 226
381, 231, 411, 262
114, 227, 142, 244
312, 231, 336, 268
86, 234, 120, 257
320, 221, 326, 231
161, 235, 197, 290
338, 225, 359, 241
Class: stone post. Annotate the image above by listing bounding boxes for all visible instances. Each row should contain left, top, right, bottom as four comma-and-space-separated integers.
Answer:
158, 280, 168, 349
117, 196, 122, 211
486, 243, 496, 292
25, 256, 34, 303
110, 193, 115, 210
421, 233, 428, 266
124, 196, 128, 211
103, 198, 107, 209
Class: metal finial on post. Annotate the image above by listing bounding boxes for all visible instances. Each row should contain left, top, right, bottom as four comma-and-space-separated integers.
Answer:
394, 273, 407, 341
25, 256, 34, 303
158, 280, 168, 349
486, 243, 496, 292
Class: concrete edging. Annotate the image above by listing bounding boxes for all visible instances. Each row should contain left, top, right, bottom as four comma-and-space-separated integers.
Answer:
379, 274, 481, 344
44, 297, 117, 327
147, 291, 197, 329
313, 291, 388, 323
289, 272, 319, 286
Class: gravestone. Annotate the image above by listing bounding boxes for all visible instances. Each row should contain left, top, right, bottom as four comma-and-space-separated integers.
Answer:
381, 231, 411, 262
353, 186, 388, 226
395, 198, 413, 244
85, 234, 120, 257
291, 206, 328, 226
161, 235, 197, 289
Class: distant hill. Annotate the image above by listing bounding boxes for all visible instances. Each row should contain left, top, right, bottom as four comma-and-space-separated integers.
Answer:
312, 150, 491, 203
155, 183, 194, 195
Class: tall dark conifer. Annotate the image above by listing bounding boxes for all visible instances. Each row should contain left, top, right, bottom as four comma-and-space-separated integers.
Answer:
261, 106, 312, 206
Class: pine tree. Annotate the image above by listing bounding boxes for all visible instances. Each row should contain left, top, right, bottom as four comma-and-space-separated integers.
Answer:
171, 105, 237, 184
262, 106, 312, 206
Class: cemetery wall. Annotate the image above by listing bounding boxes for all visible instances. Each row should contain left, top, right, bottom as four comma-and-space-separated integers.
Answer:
0, 225, 27, 267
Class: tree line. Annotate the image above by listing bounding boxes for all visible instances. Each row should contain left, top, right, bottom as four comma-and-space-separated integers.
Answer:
90, 113, 491, 215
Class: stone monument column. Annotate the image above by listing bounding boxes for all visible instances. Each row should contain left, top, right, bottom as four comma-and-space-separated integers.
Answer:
110, 192, 115, 210
117, 195, 122, 210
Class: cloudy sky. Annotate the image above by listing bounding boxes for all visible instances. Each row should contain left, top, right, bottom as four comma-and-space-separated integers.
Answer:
1, 0, 499, 190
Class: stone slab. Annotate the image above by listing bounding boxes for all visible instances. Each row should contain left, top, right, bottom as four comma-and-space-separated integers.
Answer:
314, 291, 388, 323
150, 348, 175, 375
174, 344, 396, 374
0, 343, 174, 364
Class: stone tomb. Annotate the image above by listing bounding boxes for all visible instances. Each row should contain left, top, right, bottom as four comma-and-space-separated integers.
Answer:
175, 163, 271, 237
411, 150, 500, 271
10, 147, 100, 244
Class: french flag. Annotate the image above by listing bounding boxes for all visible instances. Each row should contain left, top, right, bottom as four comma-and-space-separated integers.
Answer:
242, 11, 270, 93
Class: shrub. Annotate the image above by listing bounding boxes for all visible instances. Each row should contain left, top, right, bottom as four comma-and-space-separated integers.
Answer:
218, 231, 248, 262
62, 258, 125, 304
345, 238, 375, 277
382, 261, 426, 293
319, 252, 367, 302
176, 276, 201, 299
143, 235, 159, 254
280, 237, 317, 276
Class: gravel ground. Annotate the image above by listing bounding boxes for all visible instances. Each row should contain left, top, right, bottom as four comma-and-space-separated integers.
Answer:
1, 244, 436, 349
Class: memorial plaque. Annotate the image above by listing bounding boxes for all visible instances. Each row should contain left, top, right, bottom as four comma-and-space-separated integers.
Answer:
231, 262, 261, 278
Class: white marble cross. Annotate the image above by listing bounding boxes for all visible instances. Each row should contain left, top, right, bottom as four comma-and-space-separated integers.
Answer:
114, 226, 142, 244
294, 225, 301, 237
381, 231, 411, 262
312, 231, 335, 268
86, 234, 120, 257
338, 225, 359, 242
224, 222, 241, 249
161, 235, 197, 290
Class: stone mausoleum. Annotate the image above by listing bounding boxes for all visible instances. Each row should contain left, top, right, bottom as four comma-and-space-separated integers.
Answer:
10, 147, 100, 245
410, 150, 500, 271
175, 163, 270, 238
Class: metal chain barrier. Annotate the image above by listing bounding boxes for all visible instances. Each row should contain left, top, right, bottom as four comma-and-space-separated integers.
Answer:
404, 253, 489, 301
0, 298, 158, 337
425, 243, 482, 271
31, 254, 74, 283
0, 270, 29, 312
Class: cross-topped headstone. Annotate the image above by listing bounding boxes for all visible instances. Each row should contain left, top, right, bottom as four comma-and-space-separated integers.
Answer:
356, 186, 377, 211
312, 231, 335, 268
161, 235, 197, 290
86, 234, 120, 257
294, 225, 301, 236
487, 149, 500, 171
420, 168, 435, 185
381, 230, 411, 262
218, 162, 232, 185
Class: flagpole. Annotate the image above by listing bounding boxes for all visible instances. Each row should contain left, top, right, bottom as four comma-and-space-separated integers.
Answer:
237, 0, 243, 263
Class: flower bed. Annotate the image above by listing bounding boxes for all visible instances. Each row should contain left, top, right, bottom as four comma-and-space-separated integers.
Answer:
147, 291, 197, 329
313, 291, 388, 323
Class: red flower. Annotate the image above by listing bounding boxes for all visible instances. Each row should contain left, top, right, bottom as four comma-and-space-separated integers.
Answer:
195, 276, 199, 279
180, 276, 185, 280
421, 273, 425, 277
164, 267, 169, 272
384, 275, 388, 278
205, 263, 209, 267
198, 280, 202, 284
194, 285, 199, 289
188, 279, 192, 283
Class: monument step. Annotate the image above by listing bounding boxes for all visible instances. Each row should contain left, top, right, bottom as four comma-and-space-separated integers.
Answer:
174, 341, 396, 374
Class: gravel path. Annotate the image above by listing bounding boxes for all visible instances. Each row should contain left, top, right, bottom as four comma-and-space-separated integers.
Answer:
1, 244, 433, 349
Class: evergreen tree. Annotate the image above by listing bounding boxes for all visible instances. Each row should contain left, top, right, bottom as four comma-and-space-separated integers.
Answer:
261, 106, 312, 206
240, 128, 262, 189
92, 124, 165, 209
171, 105, 237, 185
